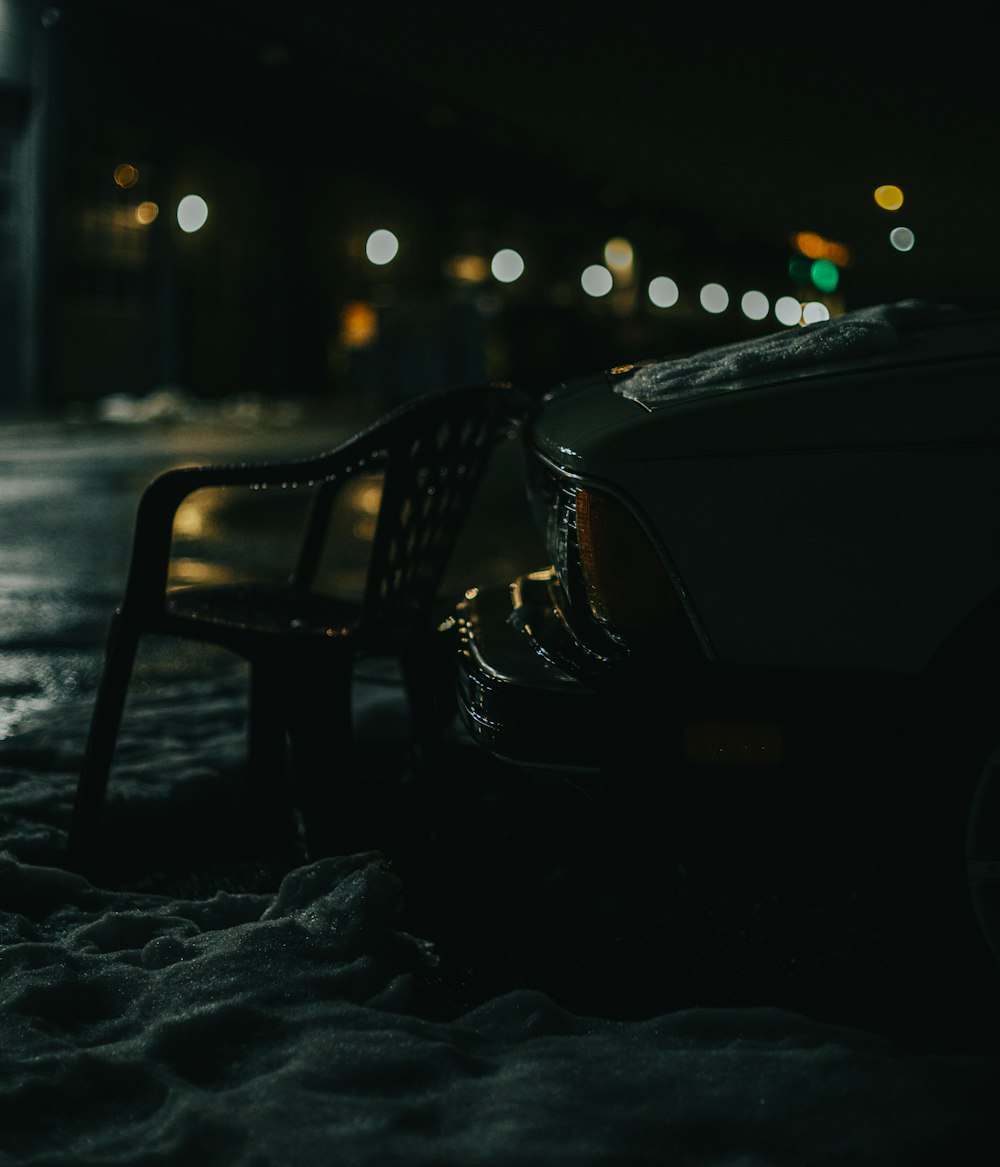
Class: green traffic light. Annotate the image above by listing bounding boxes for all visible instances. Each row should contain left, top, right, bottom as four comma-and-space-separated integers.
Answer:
788, 255, 812, 285
810, 258, 839, 293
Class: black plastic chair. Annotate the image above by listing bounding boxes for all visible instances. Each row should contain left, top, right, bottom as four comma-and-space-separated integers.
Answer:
68, 383, 526, 866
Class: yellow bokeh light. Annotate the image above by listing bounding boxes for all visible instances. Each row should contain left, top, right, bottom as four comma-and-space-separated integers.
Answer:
444, 255, 489, 283
340, 301, 378, 349
603, 237, 634, 271
135, 201, 158, 225
352, 481, 383, 516
874, 184, 904, 211
114, 163, 139, 189
173, 501, 204, 539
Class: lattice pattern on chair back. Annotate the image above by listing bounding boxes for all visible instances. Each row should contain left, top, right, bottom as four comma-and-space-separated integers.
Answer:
363, 388, 507, 635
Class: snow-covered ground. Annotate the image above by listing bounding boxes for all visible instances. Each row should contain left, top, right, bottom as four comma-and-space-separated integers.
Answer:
3, 410, 1000, 1164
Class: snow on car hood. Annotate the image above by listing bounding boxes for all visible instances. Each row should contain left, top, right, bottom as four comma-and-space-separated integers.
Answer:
531, 298, 1000, 472
612, 300, 963, 407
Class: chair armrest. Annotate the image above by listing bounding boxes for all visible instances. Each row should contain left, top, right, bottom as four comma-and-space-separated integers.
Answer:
116, 384, 530, 618
118, 438, 381, 616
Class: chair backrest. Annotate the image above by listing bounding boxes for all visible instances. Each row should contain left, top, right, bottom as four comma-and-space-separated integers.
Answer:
294, 383, 525, 640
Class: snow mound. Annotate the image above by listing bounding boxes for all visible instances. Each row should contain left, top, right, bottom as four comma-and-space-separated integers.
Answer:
4, 845, 1000, 1167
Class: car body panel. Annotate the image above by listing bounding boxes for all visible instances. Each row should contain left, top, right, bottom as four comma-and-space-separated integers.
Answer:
533, 305, 1000, 467
527, 305, 1000, 674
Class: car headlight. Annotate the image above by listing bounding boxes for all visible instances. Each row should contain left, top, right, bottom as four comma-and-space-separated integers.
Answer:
574, 486, 682, 635
527, 447, 699, 660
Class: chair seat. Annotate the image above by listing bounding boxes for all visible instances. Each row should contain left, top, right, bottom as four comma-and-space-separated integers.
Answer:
67, 382, 529, 868
166, 585, 363, 640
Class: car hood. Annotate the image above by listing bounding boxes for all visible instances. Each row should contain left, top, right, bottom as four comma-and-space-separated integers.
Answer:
531, 300, 1000, 474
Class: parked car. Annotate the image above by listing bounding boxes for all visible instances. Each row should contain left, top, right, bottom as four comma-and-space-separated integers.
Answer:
451, 299, 1000, 966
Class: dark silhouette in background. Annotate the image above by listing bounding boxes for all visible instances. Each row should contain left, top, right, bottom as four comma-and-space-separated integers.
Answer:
6, 3, 990, 417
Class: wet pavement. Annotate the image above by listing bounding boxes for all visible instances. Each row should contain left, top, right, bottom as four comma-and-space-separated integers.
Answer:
2, 404, 999, 1058
0, 402, 545, 740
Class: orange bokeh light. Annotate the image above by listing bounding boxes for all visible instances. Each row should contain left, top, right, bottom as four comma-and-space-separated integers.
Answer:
340, 301, 378, 349
792, 231, 852, 268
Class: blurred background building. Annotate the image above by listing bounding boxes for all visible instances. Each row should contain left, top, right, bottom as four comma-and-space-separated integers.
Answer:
0, 1, 994, 415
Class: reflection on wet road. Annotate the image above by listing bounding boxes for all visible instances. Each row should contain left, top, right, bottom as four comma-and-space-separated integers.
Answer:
0, 410, 543, 737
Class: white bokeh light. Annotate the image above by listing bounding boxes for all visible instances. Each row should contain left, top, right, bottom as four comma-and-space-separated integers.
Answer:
775, 296, 802, 326
176, 194, 208, 234
740, 290, 769, 321
648, 276, 679, 308
491, 248, 524, 283
889, 226, 915, 252
802, 301, 831, 325
365, 229, 399, 265
581, 264, 613, 297
699, 283, 729, 314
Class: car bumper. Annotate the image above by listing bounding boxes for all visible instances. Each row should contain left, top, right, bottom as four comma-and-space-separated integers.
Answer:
452, 573, 606, 770
452, 569, 791, 773
451, 570, 940, 778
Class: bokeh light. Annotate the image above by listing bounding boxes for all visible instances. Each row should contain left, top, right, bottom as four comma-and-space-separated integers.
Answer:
491, 248, 525, 283
788, 255, 812, 285
581, 264, 613, 297
114, 163, 138, 189
365, 228, 399, 265
775, 296, 802, 326
699, 283, 729, 314
740, 290, 769, 321
802, 302, 831, 324
445, 255, 489, 283
794, 231, 826, 259
603, 237, 634, 271
889, 226, 915, 251
176, 194, 208, 233
793, 230, 852, 267
135, 201, 158, 225
647, 276, 679, 308
874, 185, 904, 211
340, 301, 378, 348
810, 259, 839, 293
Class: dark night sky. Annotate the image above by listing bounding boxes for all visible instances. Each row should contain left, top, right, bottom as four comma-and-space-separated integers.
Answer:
79, 2, 1000, 331
187, 6, 998, 311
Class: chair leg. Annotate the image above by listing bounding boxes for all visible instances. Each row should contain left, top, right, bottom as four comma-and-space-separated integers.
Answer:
283, 650, 356, 858
247, 662, 289, 803
238, 661, 298, 850
67, 618, 140, 869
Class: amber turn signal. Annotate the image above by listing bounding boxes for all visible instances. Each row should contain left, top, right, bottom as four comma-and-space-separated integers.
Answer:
575, 487, 679, 632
